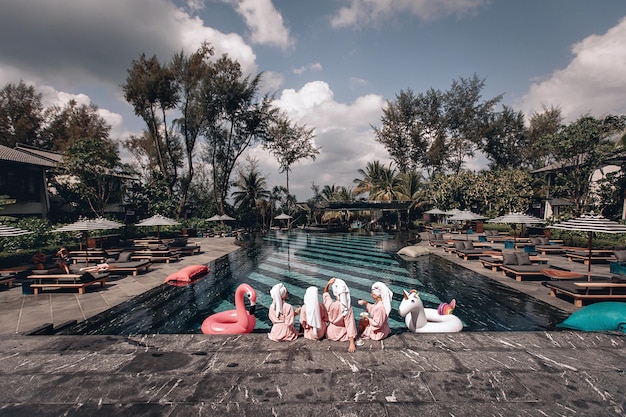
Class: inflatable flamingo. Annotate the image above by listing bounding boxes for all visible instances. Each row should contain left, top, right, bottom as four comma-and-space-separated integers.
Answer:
201, 283, 257, 334
398, 289, 463, 333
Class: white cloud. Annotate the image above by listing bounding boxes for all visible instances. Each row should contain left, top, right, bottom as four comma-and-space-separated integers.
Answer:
520, 17, 626, 122
330, 0, 487, 28
226, 0, 294, 49
249, 81, 390, 200
292, 62, 323, 75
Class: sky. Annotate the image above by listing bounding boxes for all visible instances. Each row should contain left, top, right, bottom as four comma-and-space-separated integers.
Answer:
1, 0, 626, 201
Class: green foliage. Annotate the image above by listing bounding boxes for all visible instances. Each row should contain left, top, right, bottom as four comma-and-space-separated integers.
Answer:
0, 80, 44, 148
374, 74, 502, 178
56, 137, 126, 217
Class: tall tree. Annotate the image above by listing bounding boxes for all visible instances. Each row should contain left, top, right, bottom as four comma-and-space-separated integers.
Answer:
0, 81, 44, 148
42, 100, 111, 151
526, 105, 563, 170
170, 43, 214, 216
481, 105, 528, 170
445, 74, 503, 174
231, 156, 270, 227
202, 55, 275, 216
373, 75, 501, 177
123, 53, 182, 195
57, 137, 127, 217
264, 111, 319, 194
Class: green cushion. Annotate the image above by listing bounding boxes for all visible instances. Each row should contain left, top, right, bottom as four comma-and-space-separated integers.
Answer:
557, 302, 626, 332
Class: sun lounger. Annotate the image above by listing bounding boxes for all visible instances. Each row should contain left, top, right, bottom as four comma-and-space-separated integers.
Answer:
565, 250, 616, 265
130, 249, 181, 263
0, 276, 14, 288
26, 271, 109, 295
500, 264, 551, 281
543, 279, 626, 307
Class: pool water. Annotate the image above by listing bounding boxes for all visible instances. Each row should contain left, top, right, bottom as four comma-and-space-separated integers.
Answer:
60, 230, 569, 335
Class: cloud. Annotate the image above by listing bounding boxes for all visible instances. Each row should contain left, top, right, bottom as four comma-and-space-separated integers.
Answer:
227, 0, 294, 50
520, 17, 626, 122
330, 0, 487, 28
292, 62, 323, 75
0, 0, 257, 91
249, 81, 390, 200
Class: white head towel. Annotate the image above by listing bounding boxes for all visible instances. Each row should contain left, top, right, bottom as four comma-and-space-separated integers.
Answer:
331, 278, 351, 317
270, 283, 287, 315
304, 286, 322, 330
372, 281, 393, 315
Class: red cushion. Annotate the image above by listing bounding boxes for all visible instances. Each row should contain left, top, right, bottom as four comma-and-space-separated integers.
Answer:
165, 265, 209, 286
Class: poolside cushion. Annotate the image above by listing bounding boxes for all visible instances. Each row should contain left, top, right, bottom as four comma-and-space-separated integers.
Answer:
503, 253, 518, 265
539, 236, 551, 245
398, 246, 429, 257
558, 302, 626, 332
463, 241, 474, 250
516, 252, 532, 265
454, 241, 465, 250
118, 251, 133, 262
529, 237, 540, 245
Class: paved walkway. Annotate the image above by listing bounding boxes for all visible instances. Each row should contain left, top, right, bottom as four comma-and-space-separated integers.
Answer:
0, 233, 624, 416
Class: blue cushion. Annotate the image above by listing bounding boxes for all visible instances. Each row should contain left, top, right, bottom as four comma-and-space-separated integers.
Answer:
557, 302, 626, 332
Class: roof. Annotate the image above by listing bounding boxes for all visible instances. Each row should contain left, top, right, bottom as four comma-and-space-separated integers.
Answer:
0, 144, 56, 167
15, 145, 63, 164
317, 200, 413, 211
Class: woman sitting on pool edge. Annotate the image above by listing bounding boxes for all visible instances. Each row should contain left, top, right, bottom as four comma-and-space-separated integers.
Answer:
299, 286, 328, 341
268, 283, 300, 342
323, 278, 357, 352
356, 281, 393, 346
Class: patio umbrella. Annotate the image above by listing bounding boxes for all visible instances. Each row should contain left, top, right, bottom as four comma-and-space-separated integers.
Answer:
274, 213, 292, 220
53, 217, 123, 254
425, 208, 446, 223
0, 223, 32, 237
219, 214, 236, 221
136, 214, 180, 239
487, 212, 544, 244
207, 214, 222, 222
447, 211, 487, 239
549, 213, 626, 281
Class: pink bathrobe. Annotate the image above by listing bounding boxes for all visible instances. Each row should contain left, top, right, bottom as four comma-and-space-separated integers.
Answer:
323, 292, 357, 341
268, 302, 299, 342
361, 300, 391, 341
299, 302, 328, 340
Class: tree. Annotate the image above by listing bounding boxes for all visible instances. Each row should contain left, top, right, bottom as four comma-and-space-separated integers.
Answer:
57, 137, 127, 217
202, 55, 275, 216
445, 74, 503, 174
170, 43, 214, 216
354, 161, 403, 201
264, 111, 319, 194
481, 105, 528, 170
542, 115, 626, 215
373, 75, 501, 177
231, 157, 270, 227
0, 81, 44, 148
123, 53, 182, 195
42, 100, 111, 151
526, 105, 563, 170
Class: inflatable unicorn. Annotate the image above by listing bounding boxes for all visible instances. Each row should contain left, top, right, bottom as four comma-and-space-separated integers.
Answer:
398, 289, 463, 333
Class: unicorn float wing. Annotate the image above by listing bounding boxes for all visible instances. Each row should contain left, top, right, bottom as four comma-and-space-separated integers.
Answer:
398, 289, 463, 333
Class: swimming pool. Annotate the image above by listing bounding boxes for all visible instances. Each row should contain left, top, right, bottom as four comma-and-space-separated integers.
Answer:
60, 230, 569, 335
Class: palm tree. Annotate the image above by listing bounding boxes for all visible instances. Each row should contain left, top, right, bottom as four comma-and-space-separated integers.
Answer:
231, 164, 270, 227
367, 163, 404, 201
353, 160, 385, 197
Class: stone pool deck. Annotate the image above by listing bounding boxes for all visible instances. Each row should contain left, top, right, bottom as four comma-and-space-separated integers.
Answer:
0, 234, 625, 416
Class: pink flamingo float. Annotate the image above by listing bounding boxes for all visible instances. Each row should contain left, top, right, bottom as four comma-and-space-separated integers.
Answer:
201, 283, 257, 334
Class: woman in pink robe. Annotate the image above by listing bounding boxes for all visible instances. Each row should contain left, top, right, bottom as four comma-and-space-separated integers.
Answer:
299, 286, 328, 340
268, 283, 300, 342
323, 278, 357, 352
357, 281, 393, 343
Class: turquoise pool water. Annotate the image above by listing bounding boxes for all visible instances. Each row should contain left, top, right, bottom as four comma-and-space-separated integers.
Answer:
60, 230, 569, 335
